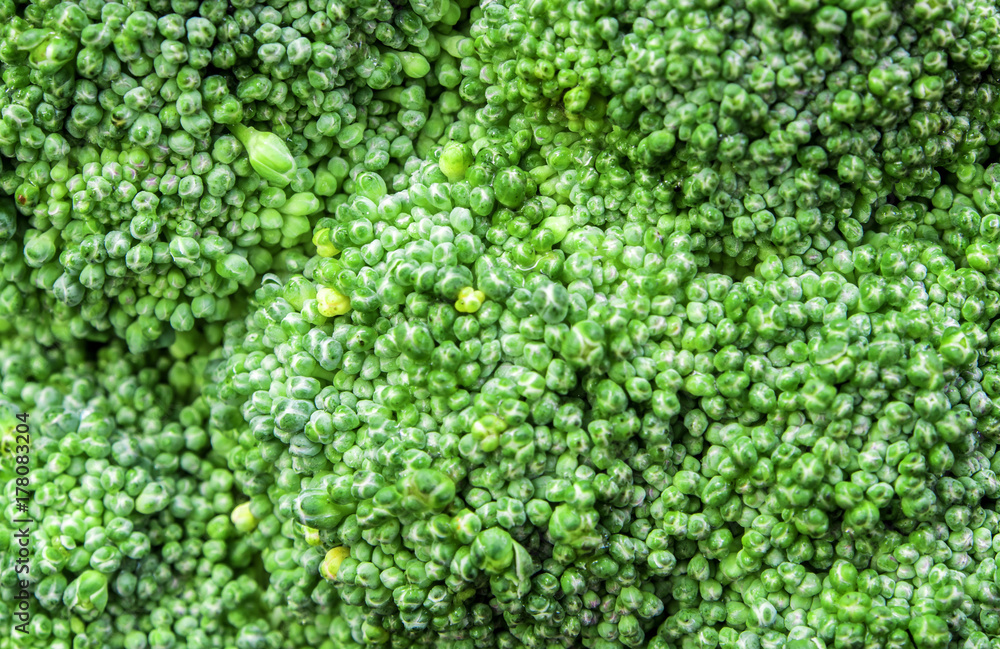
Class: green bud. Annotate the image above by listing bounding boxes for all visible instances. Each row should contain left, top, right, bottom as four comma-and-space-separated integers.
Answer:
63, 570, 109, 621
471, 527, 514, 574
135, 482, 170, 514
295, 488, 355, 529
228, 123, 295, 186
0, 199, 15, 241
399, 469, 456, 514
278, 192, 322, 217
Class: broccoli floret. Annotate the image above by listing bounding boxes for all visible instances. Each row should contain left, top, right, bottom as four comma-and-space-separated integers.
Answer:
0, 0, 464, 353
0, 334, 312, 649
4, 0, 1000, 649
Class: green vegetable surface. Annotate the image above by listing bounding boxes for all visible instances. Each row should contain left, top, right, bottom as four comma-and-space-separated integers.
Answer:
2, 0, 1000, 648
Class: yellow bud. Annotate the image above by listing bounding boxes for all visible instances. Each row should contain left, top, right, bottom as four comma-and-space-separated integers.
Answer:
318, 243, 340, 257
231, 501, 258, 533
317, 287, 351, 317
454, 286, 486, 313
321, 546, 351, 581
312, 228, 341, 257
299, 525, 321, 546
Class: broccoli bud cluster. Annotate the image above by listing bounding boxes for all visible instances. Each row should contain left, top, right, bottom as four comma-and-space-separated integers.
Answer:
3, 0, 1000, 648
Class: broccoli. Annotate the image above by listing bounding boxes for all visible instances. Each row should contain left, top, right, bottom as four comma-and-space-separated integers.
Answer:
0, 0, 459, 353
3, 0, 1000, 649
0, 331, 287, 649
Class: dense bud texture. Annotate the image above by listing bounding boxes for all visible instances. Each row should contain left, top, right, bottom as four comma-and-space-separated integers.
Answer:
5, 0, 1000, 648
